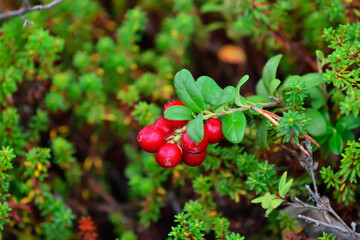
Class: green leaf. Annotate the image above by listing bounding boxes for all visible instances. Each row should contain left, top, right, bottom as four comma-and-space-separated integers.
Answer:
338, 115, 360, 130
186, 114, 204, 142
247, 95, 272, 103
251, 196, 263, 204
302, 73, 326, 89
269, 79, 281, 96
234, 75, 249, 106
270, 198, 284, 209
279, 75, 301, 92
174, 69, 205, 113
280, 179, 293, 198
222, 111, 246, 143
278, 172, 287, 196
316, 50, 324, 61
329, 133, 343, 155
262, 54, 282, 92
214, 86, 235, 109
255, 79, 270, 97
305, 108, 326, 137
265, 208, 274, 217
256, 118, 269, 148
196, 76, 222, 106
164, 105, 194, 120
261, 192, 273, 209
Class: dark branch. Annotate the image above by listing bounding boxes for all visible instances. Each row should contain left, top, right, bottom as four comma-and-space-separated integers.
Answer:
0, 0, 64, 22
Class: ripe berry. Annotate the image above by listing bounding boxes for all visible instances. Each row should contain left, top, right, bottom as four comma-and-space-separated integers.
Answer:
154, 117, 174, 137
163, 101, 189, 129
137, 125, 165, 153
155, 143, 182, 168
181, 131, 208, 153
182, 150, 207, 167
204, 118, 224, 143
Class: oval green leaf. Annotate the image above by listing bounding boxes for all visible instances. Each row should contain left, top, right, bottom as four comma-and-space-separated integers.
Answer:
186, 114, 204, 142
262, 54, 282, 91
164, 105, 194, 120
329, 133, 343, 155
215, 86, 235, 109
305, 108, 326, 137
174, 69, 205, 113
222, 111, 246, 143
196, 76, 222, 106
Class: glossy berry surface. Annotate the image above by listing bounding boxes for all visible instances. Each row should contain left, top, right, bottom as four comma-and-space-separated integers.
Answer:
182, 150, 207, 167
137, 125, 165, 153
204, 118, 224, 143
163, 101, 189, 129
155, 143, 182, 168
154, 117, 174, 137
181, 131, 208, 153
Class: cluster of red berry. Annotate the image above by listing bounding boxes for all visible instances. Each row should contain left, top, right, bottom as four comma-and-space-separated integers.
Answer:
137, 101, 224, 168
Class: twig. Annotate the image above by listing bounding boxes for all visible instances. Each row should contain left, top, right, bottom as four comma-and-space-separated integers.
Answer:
293, 140, 360, 239
0, 0, 64, 22
297, 214, 350, 234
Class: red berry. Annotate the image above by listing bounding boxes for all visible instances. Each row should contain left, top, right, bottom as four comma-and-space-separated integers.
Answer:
181, 131, 208, 153
163, 101, 189, 129
155, 143, 181, 168
182, 150, 207, 167
154, 117, 174, 137
137, 125, 165, 153
204, 118, 224, 143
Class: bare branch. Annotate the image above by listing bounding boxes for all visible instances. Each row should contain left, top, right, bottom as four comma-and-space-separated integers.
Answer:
0, 0, 64, 22
292, 140, 360, 239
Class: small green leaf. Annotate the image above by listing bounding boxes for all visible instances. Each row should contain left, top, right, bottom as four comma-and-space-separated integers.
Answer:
255, 79, 270, 97
261, 192, 273, 209
247, 95, 272, 104
269, 79, 281, 96
270, 198, 284, 209
214, 86, 235, 108
196, 76, 222, 106
164, 106, 194, 120
251, 196, 263, 204
186, 114, 204, 142
256, 118, 269, 148
262, 54, 282, 92
302, 73, 326, 89
338, 115, 360, 130
280, 179, 293, 198
265, 208, 274, 216
174, 69, 205, 113
329, 133, 343, 155
234, 75, 249, 106
278, 172, 287, 196
222, 111, 246, 143
305, 108, 326, 137
316, 50, 324, 61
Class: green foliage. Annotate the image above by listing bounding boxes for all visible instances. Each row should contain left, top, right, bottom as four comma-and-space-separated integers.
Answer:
0, 146, 14, 230
318, 232, 336, 240
251, 172, 293, 216
324, 23, 360, 117
276, 111, 308, 144
320, 139, 360, 205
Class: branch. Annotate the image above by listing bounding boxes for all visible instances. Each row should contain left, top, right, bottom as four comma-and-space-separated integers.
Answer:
291, 140, 360, 239
0, 0, 64, 22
